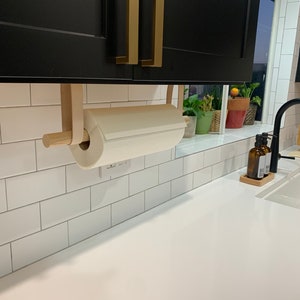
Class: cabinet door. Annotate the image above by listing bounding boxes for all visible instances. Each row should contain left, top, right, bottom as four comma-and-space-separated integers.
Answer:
0, 0, 132, 82
134, 0, 260, 83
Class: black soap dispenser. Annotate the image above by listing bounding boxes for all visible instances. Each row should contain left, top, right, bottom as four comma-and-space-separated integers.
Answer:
247, 134, 266, 179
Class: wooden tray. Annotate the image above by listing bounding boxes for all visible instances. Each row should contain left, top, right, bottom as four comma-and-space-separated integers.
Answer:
240, 172, 274, 187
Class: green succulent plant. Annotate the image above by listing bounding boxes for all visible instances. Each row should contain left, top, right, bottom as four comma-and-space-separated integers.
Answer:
198, 94, 214, 114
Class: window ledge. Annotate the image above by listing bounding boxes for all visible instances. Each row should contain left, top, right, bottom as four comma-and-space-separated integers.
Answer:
176, 123, 274, 158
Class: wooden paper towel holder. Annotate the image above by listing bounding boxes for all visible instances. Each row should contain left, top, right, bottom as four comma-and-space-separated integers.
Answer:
42, 84, 184, 148
42, 84, 89, 148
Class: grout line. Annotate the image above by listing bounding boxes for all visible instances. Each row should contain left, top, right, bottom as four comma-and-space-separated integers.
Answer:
4, 178, 8, 212
38, 202, 42, 231
34, 140, 38, 172
9, 242, 13, 272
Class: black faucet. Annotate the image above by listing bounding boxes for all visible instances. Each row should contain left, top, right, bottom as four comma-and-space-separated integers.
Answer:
270, 98, 300, 173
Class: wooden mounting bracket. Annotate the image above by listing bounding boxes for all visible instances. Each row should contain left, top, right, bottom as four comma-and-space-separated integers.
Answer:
42, 84, 89, 148
166, 85, 184, 113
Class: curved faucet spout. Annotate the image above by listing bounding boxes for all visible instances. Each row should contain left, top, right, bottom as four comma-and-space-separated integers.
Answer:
270, 98, 300, 173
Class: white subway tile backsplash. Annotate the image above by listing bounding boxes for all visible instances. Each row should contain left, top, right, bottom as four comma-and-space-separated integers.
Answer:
274, 43, 282, 68
145, 149, 172, 168
275, 79, 290, 101
87, 84, 128, 103
277, 18, 285, 43
171, 174, 193, 198
91, 176, 129, 210
0, 106, 61, 143
280, 0, 288, 18
285, 2, 300, 29
66, 164, 108, 192
282, 29, 297, 54
145, 182, 171, 210
68, 206, 111, 245
11, 223, 68, 271
193, 167, 212, 188
36, 140, 74, 170
235, 139, 252, 156
129, 166, 158, 195
30, 84, 61, 105
183, 152, 204, 174
112, 193, 144, 226
0, 84, 30, 107
6, 167, 65, 209
159, 159, 183, 184
279, 54, 293, 79
221, 142, 239, 160
271, 68, 279, 92
129, 85, 161, 101
0, 180, 6, 213
212, 161, 227, 180
0, 204, 40, 245
0, 141, 36, 179
203, 147, 221, 167
0, 244, 12, 277
41, 188, 90, 229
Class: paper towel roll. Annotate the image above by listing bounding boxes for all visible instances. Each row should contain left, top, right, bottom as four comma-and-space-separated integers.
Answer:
70, 104, 186, 169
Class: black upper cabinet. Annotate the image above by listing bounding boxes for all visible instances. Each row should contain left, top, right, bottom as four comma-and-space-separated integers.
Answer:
0, 0, 260, 84
134, 0, 260, 83
0, 0, 132, 82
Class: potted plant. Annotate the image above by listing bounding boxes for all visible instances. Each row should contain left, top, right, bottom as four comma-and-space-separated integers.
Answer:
226, 82, 260, 128
182, 93, 200, 137
196, 94, 214, 134
244, 95, 262, 125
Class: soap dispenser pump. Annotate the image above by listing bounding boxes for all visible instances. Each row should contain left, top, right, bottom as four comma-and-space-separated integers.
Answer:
247, 134, 266, 179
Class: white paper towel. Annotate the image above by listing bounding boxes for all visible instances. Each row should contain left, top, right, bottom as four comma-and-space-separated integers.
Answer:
70, 104, 186, 169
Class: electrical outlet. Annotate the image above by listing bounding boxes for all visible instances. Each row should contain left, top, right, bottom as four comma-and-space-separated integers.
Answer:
100, 160, 130, 178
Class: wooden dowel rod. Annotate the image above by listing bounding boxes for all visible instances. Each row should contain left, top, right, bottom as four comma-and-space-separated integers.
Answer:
42, 130, 90, 148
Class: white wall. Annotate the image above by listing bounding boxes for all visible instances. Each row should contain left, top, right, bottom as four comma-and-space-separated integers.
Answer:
264, 0, 300, 149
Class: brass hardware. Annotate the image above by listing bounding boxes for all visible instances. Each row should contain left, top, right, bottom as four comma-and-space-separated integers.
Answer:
142, 0, 165, 67
116, 0, 139, 65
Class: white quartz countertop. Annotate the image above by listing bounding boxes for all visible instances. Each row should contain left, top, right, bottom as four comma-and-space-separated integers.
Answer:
1, 148, 300, 300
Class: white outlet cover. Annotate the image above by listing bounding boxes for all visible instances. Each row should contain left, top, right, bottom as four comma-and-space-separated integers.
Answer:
100, 160, 131, 178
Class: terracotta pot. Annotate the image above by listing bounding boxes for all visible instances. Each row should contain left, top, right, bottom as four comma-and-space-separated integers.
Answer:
226, 97, 250, 128
227, 97, 250, 111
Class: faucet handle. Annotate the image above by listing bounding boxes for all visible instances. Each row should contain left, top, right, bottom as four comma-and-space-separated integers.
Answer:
278, 153, 295, 160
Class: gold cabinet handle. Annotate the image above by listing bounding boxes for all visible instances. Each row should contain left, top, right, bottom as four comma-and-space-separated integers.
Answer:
141, 0, 165, 67
116, 0, 139, 65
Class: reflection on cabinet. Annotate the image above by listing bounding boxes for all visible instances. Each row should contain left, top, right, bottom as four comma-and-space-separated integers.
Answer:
134, 0, 260, 83
0, 0, 260, 83
0, 0, 132, 82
